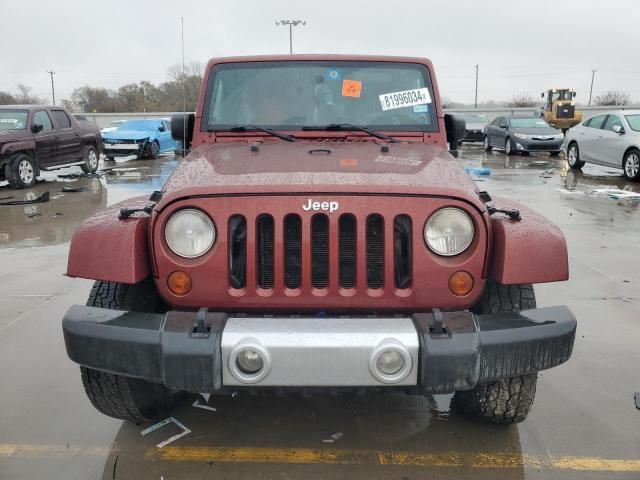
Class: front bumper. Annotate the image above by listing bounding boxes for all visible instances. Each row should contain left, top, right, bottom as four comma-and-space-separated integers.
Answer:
512, 137, 564, 152
103, 143, 144, 157
463, 129, 484, 142
62, 306, 576, 394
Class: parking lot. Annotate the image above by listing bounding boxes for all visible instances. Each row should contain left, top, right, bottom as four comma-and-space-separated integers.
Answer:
0, 147, 639, 480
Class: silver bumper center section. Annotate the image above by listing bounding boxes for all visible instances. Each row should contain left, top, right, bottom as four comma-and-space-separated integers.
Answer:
221, 317, 419, 387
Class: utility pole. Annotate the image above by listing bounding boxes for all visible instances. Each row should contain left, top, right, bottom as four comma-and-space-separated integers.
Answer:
474, 64, 479, 109
275, 20, 307, 54
47, 70, 56, 105
588, 69, 597, 106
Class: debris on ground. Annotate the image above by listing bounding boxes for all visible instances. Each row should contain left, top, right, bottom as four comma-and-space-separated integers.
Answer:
539, 170, 554, 179
0, 196, 15, 201
464, 166, 491, 176
140, 417, 191, 449
0, 191, 50, 206
556, 188, 585, 195
593, 189, 640, 200
192, 393, 217, 412
57, 172, 102, 179
529, 160, 552, 167
323, 432, 344, 443
25, 213, 41, 218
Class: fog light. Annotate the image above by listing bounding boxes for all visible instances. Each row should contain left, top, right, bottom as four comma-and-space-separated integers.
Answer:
236, 349, 264, 374
376, 350, 405, 375
449, 271, 474, 296
168, 271, 192, 295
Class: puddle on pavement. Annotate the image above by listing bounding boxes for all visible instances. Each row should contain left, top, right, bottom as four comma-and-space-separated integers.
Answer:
0, 154, 180, 248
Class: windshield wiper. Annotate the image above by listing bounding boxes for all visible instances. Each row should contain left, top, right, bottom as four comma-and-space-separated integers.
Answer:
223, 125, 296, 142
302, 123, 399, 143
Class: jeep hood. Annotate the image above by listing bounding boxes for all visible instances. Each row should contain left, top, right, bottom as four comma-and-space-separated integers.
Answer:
158, 141, 482, 209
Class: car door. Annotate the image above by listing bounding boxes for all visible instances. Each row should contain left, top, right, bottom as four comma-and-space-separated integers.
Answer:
50, 109, 82, 163
595, 115, 627, 166
158, 120, 173, 151
31, 110, 58, 168
496, 117, 508, 146
578, 114, 606, 162
487, 117, 501, 145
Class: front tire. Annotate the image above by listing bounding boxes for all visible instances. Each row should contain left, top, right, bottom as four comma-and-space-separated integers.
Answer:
79, 279, 179, 422
567, 142, 585, 169
7, 153, 37, 189
80, 145, 99, 173
453, 280, 538, 424
483, 135, 492, 152
505, 137, 512, 155
144, 141, 160, 160
623, 148, 640, 181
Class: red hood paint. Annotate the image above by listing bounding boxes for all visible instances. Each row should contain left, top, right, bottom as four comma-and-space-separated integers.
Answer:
158, 141, 482, 209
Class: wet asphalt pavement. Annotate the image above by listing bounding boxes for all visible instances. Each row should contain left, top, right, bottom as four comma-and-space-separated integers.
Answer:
0, 147, 639, 479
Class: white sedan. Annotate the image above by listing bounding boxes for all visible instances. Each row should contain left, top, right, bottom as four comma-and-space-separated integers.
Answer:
564, 110, 640, 181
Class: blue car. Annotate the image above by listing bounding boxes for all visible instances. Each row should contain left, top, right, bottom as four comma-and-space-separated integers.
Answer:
102, 119, 178, 160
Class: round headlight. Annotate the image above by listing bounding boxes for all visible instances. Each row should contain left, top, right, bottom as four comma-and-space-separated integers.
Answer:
424, 207, 474, 256
165, 209, 215, 258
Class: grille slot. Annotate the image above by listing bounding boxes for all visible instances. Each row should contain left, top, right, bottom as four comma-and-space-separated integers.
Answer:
338, 214, 357, 288
228, 215, 247, 289
394, 215, 412, 289
256, 214, 274, 289
311, 214, 329, 288
366, 214, 385, 289
283, 214, 302, 289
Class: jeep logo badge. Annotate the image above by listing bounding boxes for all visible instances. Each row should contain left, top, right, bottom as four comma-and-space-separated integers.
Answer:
302, 199, 339, 213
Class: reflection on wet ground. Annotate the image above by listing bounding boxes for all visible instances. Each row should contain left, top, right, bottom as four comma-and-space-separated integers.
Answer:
1, 147, 639, 479
0, 154, 179, 247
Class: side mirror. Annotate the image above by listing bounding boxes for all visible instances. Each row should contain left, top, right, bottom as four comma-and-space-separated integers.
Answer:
573, 92, 577, 98
444, 113, 466, 156
500, 124, 508, 129
31, 124, 43, 133
171, 113, 195, 150
612, 125, 625, 134
158, 125, 166, 132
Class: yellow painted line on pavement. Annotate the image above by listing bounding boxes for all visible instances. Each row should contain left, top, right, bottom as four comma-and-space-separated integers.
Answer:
2, 443, 639, 472
146, 446, 640, 472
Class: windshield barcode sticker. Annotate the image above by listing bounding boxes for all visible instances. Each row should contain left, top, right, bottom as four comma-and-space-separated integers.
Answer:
379, 88, 432, 111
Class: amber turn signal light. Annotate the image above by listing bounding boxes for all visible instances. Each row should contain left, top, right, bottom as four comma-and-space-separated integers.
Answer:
449, 271, 473, 296
168, 271, 192, 295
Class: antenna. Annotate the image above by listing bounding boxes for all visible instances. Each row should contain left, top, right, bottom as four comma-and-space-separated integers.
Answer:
181, 16, 187, 156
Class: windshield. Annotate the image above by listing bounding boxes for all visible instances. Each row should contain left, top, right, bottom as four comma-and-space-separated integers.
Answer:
625, 115, 640, 132
203, 61, 437, 132
107, 121, 124, 128
509, 117, 550, 128
461, 114, 487, 122
0, 110, 28, 130
119, 120, 160, 131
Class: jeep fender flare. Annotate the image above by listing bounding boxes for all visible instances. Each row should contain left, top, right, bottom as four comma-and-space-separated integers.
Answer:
67, 196, 151, 284
489, 197, 568, 285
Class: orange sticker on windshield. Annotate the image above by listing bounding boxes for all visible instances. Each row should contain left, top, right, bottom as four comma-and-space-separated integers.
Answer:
342, 80, 362, 98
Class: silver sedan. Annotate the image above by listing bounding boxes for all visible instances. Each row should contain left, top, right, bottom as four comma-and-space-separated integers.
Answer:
563, 110, 640, 181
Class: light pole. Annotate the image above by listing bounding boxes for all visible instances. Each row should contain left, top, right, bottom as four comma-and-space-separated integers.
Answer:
588, 69, 597, 107
275, 20, 307, 54
474, 64, 479, 109
47, 70, 56, 105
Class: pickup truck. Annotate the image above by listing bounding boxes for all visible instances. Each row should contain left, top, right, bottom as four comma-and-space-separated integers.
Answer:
0, 105, 102, 188
62, 55, 576, 425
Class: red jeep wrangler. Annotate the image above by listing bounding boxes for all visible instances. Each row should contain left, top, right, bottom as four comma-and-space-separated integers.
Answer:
63, 55, 576, 424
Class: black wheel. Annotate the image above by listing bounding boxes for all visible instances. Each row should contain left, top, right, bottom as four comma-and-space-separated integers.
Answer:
483, 135, 492, 151
7, 153, 37, 189
504, 137, 512, 155
80, 145, 99, 173
453, 280, 538, 424
145, 141, 160, 160
550, 151, 561, 157
79, 279, 178, 422
623, 148, 640, 181
567, 142, 585, 169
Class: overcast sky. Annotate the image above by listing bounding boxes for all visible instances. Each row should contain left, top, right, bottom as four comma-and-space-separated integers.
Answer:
2, 0, 640, 106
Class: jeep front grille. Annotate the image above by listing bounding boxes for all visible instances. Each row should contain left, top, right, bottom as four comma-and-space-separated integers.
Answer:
232, 212, 412, 292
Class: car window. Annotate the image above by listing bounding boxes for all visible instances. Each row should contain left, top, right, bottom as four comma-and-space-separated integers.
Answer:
602, 115, 623, 132
584, 115, 606, 129
33, 110, 54, 131
625, 114, 640, 132
491, 117, 502, 126
163, 121, 170, 130
499, 118, 507, 127
51, 110, 72, 129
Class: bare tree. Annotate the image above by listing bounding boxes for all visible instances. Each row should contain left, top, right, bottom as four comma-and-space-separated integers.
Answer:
594, 90, 631, 106
507, 94, 537, 107
0, 91, 17, 104
13, 84, 44, 104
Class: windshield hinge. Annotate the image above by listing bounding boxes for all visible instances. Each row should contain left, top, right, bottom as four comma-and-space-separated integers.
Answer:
487, 206, 521, 221
118, 204, 154, 220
